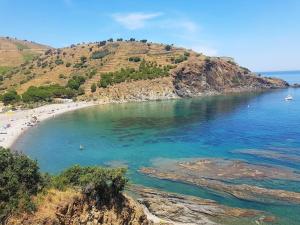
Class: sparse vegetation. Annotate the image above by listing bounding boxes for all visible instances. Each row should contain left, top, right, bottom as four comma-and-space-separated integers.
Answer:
90, 50, 110, 60
66, 62, 72, 67
128, 56, 141, 62
165, 45, 172, 51
171, 55, 188, 64
0, 66, 11, 75
99, 61, 173, 88
91, 83, 97, 92
55, 59, 64, 65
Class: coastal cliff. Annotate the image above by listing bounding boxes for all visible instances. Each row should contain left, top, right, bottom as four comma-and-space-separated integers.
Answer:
173, 58, 288, 97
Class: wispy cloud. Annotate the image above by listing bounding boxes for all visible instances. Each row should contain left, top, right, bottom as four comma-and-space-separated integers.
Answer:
112, 12, 162, 30
111, 12, 217, 56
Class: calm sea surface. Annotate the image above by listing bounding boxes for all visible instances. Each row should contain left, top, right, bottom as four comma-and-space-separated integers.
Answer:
14, 71, 300, 224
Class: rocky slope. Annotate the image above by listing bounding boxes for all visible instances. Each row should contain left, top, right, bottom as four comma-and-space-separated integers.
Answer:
173, 58, 288, 97
7, 189, 150, 225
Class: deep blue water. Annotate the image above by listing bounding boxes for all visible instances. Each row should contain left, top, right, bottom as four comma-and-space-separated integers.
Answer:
13, 71, 300, 224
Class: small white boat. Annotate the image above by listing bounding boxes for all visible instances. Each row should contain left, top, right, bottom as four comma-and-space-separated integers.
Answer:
285, 95, 293, 101
79, 144, 84, 150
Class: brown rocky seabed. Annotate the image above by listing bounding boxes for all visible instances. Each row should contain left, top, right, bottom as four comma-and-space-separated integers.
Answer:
139, 158, 300, 204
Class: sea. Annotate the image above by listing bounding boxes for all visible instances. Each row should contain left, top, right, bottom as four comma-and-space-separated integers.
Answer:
13, 70, 300, 224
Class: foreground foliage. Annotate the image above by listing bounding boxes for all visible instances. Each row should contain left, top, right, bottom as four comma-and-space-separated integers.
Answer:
0, 147, 42, 222
0, 147, 128, 223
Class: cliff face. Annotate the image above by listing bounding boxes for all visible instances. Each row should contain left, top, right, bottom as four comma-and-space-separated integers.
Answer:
173, 58, 289, 97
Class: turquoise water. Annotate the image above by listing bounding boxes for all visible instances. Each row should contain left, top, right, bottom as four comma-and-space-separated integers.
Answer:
14, 71, 300, 224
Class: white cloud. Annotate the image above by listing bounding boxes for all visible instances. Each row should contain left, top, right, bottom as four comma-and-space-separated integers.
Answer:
112, 12, 162, 30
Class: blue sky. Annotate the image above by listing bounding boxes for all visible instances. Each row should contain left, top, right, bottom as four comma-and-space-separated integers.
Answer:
0, 0, 299, 71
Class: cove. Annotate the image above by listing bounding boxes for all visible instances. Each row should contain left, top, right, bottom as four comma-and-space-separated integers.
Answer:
13, 77, 300, 224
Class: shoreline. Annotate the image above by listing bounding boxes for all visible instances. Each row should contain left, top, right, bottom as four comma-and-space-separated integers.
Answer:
0, 87, 288, 150
0, 101, 97, 149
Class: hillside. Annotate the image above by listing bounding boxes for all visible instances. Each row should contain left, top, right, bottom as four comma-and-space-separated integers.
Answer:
0, 39, 288, 103
0, 37, 50, 75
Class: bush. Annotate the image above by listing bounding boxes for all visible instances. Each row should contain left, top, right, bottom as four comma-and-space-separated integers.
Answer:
107, 38, 113, 42
67, 75, 86, 90
1, 90, 20, 105
51, 165, 127, 203
129, 38, 135, 42
80, 56, 87, 64
140, 39, 147, 43
91, 83, 97, 92
165, 45, 172, 51
22, 85, 75, 102
98, 41, 106, 47
0, 147, 42, 222
55, 59, 64, 65
117, 38, 123, 42
59, 74, 66, 79
91, 50, 110, 60
128, 56, 141, 62
172, 55, 188, 64
184, 52, 190, 57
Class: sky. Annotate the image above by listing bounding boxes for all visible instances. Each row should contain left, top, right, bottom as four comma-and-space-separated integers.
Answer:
0, 0, 299, 71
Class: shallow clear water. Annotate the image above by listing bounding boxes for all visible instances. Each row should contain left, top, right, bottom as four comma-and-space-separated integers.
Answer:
14, 71, 300, 224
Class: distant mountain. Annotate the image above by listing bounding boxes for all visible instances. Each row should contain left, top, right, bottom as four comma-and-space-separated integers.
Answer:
0, 38, 288, 101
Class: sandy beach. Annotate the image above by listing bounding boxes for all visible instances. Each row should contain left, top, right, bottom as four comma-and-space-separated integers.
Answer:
0, 101, 96, 149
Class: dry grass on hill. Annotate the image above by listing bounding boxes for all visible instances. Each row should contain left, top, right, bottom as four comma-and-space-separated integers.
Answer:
0, 37, 50, 68
0, 40, 204, 98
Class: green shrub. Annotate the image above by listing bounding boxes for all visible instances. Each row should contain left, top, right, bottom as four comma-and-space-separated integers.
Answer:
67, 75, 86, 90
1, 90, 20, 105
91, 83, 97, 92
140, 39, 147, 43
165, 45, 172, 51
0, 147, 42, 222
184, 52, 190, 57
59, 74, 66, 79
173, 55, 188, 64
66, 62, 71, 67
55, 59, 64, 65
80, 56, 87, 64
128, 56, 141, 62
51, 165, 127, 203
22, 85, 75, 102
91, 50, 110, 60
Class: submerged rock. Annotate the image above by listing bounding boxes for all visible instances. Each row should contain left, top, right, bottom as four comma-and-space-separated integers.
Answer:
139, 158, 300, 204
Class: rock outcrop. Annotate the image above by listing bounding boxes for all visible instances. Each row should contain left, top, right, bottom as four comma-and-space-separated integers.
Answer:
8, 189, 150, 225
130, 186, 275, 225
173, 58, 289, 97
